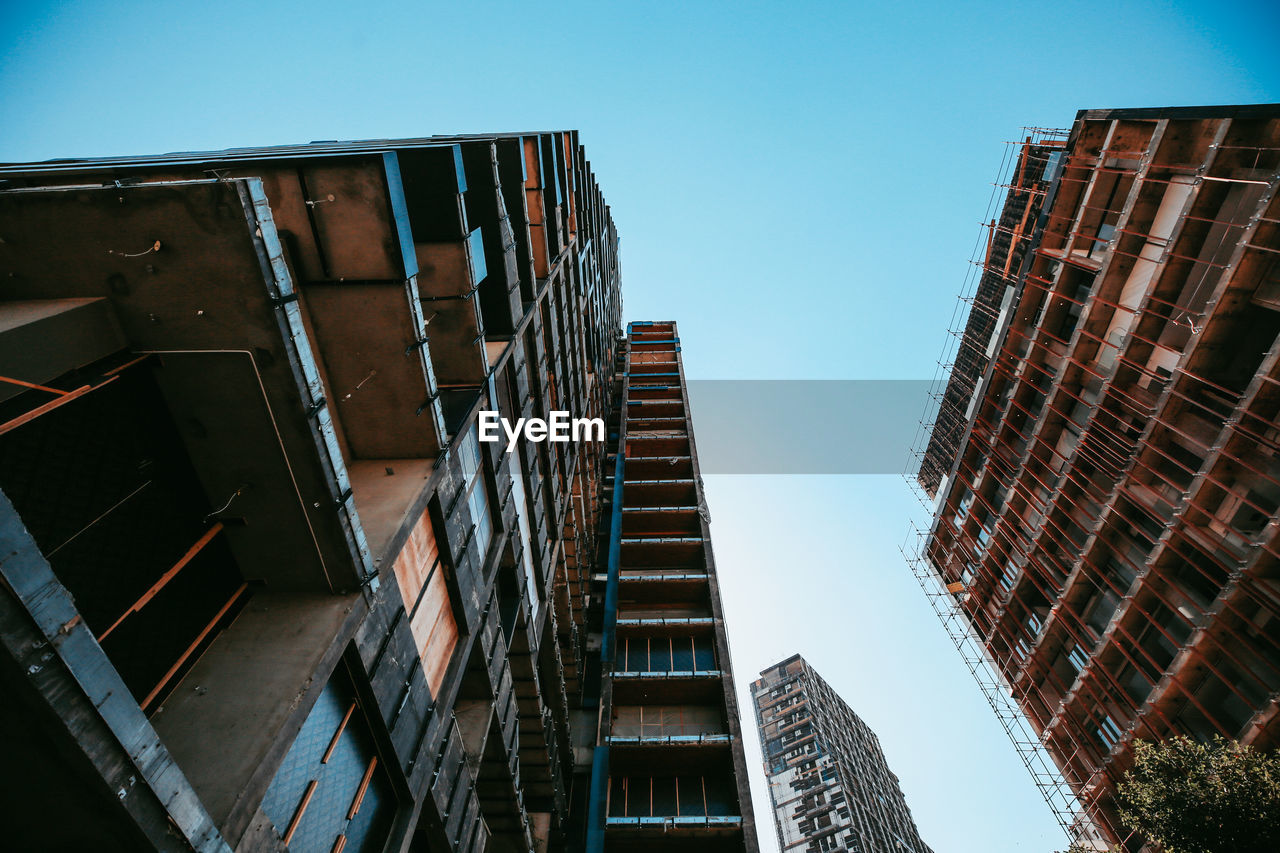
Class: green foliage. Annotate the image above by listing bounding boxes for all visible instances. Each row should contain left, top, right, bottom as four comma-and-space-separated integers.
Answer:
1115, 735, 1280, 853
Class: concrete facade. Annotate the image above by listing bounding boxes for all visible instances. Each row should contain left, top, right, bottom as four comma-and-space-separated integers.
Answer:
752, 656, 932, 853
0, 136, 755, 853
914, 104, 1280, 847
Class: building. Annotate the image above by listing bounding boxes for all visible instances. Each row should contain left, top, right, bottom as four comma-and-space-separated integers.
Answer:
910, 104, 1280, 847
593, 320, 759, 853
0, 136, 754, 853
751, 656, 933, 853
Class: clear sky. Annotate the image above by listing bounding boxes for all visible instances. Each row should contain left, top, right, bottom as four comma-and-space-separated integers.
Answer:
3, 1, 1277, 850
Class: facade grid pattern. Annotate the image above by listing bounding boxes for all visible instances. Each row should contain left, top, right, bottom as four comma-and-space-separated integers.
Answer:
752, 656, 933, 853
909, 104, 1280, 849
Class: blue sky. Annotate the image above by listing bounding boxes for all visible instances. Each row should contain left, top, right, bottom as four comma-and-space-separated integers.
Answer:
3, 1, 1278, 850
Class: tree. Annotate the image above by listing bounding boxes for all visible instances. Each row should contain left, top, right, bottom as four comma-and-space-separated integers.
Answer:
1114, 735, 1280, 853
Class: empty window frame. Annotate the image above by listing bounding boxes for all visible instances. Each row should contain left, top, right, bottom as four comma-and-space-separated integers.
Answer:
607, 774, 737, 817
611, 705, 725, 738
619, 634, 715, 672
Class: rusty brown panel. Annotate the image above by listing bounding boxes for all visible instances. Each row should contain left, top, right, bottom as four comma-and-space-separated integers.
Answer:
560, 133, 577, 240
303, 283, 440, 459
396, 503, 463, 697
0, 182, 284, 349
247, 169, 329, 282
422, 299, 487, 388
524, 137, 549, 278
298, 163, 402, 281
1152, 118, 1224, 169
1106, 120, 1158, 159
416, 242, 473, 298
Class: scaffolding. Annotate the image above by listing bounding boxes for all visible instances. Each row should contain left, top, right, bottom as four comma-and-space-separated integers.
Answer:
903, 125, 1109, 850
905, 108, 1280, 850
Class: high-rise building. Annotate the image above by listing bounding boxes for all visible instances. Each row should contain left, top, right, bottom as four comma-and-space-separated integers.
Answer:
0, 136, 754, 853
751, 656, 933, 853
910, 104, 1280, 847
591, 320, 758, 853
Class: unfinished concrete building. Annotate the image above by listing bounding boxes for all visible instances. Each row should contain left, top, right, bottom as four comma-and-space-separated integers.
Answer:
752, 656, 933, 853
0, 136, 755, 853
591, 321, 758, 853
909, 104, 1280, 847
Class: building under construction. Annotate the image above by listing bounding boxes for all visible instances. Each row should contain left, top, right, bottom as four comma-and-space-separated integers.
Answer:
0, 136, 755, 853
909, 104, 1280, 847
752, 656, 933, 853
593, 320, 758, 853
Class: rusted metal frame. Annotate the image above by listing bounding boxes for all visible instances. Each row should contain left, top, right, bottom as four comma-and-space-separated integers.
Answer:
949, 425, 1085, 588
1013, 289, 1233, 635
1177, 489, 1276, 567
97, 522, 227, 642
1098, 619, 1231, 739
1130, 286, 1220, 322
1049, 126, 1121, 262
1157, 530, 1250, 605
1069, 406, 1147, 478
1125, 432, 1207, 501
0, 378, 113, 436
939, 455, 1071, 596
323, 701, 358, 764
1112, 572, 1252, 711
1176, 455, 1280, 523
1019, 275, 1097, 313
1163, 302, 1280, 505
1200, 174, 1275, 187
1086, 632, 1178, 729
968, 259, 1025, 288
1058, 669, 1151, 760
981, 561, 1064, 653
989, 216, 1040, 243
1024, 662, 1127, 772
995, 182, 1050, 196
1064, 571, 1223, 722
1012, 533, 1142, 674
1130, 404, 1280, 514
1044, 382, 1146, 474
0, 374, 79, 395
1062, 225, 1119, 256
1017, 589, 1161, 734
952, 122, 1177, 732
1017, 489, 1169, 668
1015, 653, 1136, 756
1119, 212, 1247, 242
1156, 247, 1237, 272
283, 778, 319, 846
1162, 383, 1275, 446
1042, 194, 1145, 231
1133, 643, 1243, 742
348, 756, 378, 819
1004, 330, 1140, 436
1069, 326, 1179, 388
1093, 144, 1153, 161
141, 581, 250, 711
1187, 599, 1280, 685
1102, 171, 1204, 190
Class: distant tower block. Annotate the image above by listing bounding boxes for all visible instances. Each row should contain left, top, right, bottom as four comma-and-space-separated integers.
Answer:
752, 655, 934, 853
